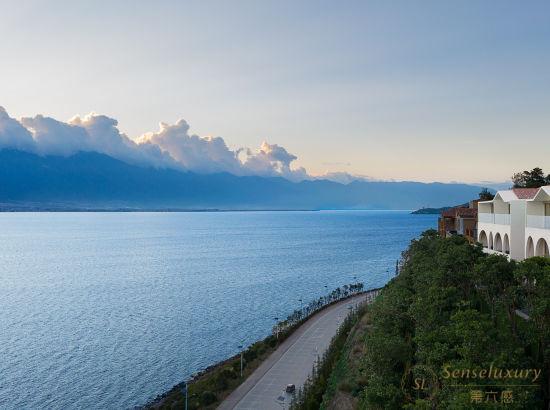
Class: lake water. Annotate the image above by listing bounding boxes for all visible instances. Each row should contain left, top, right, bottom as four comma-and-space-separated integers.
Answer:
0, 211, 436, 409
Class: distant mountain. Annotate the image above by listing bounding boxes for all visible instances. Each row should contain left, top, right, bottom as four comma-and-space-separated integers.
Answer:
0, 149, 486, 210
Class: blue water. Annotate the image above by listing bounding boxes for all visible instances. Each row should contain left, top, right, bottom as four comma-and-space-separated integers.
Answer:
0, 211, 436, 409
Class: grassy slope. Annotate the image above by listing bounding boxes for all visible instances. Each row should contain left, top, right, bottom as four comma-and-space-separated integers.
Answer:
320, 309, 372, 410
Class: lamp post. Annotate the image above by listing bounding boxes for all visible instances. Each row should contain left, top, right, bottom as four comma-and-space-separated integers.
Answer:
274, 317, 279, 339
238, 344, 244, 377
183, 379, 188, 410
298, 298, 303, 318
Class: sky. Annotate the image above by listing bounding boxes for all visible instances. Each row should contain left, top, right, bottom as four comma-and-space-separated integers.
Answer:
1, 0, 549, 183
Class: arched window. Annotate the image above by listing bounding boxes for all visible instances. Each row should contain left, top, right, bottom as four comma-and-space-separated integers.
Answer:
535, 238, 549, 257
503, 234, 510, 255
478, 231, 488, 247
494, 233, 502, 252
526, 237, 535, 258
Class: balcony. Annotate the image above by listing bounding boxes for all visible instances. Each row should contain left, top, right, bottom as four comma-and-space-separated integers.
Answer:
526, 215, 550, 229
478, 213, 511, 225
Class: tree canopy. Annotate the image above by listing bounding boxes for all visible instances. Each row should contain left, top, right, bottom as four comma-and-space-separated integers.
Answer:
512, 167, 550, 188
359, 231, 549, 409
478, 188, 495, 201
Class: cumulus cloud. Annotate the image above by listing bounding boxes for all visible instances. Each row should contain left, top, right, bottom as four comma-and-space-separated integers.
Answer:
137, 120, 242, 174
317, 172, 374, 184
21, 114, 92, 156
239, 142, 308, 181
68, 113, 177, 168
0, 106, 313, 181
14, 111, 177, 169
0, 107, 36, 152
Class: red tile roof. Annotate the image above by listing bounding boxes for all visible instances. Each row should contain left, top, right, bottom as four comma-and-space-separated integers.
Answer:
441, 208, 457, 217
441, 206, 477, 218
512, 188, 540, 199
456, 208, 478, 217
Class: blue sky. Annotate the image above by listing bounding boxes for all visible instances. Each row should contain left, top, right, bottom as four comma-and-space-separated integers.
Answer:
1, 0, 549, 182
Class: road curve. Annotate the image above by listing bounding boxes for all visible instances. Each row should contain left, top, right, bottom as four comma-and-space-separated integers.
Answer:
218, 291, 378, 410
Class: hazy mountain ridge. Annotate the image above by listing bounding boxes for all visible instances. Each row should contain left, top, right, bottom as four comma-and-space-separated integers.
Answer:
0, 149, 484, 210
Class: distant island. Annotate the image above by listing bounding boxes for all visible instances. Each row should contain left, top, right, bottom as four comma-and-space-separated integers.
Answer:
410, 206, 450, 214
411, 203, 468, 214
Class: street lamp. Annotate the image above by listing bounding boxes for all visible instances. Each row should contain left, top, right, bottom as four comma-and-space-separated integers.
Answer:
238, 345, 244, 377
274, 317, 279, 339
298, 298, 303, 318
183, 379, 189, 410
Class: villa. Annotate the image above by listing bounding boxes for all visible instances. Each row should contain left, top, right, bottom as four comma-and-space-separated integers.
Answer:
438, 200, 479, 243
477, 186, 550, 260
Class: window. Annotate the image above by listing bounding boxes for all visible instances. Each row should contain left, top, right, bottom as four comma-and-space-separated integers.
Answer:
546, 203, 550, 216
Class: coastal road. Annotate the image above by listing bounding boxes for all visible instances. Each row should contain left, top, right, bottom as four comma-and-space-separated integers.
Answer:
218, 290, 379, 410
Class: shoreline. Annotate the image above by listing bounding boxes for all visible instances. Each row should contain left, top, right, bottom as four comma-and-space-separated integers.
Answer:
0, 207, 417, 213
143, 288, 381, 409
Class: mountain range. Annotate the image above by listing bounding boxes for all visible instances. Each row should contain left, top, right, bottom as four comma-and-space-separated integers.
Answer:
0, 149, 485, 210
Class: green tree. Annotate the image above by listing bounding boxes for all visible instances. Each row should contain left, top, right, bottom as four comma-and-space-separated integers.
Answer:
478, 188, 494, 201
512, 167, 549, 188
357, 232, 547, 409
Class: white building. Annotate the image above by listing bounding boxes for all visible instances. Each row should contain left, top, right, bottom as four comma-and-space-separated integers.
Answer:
477, 186, 550, 260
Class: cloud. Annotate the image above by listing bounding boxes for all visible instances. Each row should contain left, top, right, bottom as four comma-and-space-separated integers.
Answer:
16, 112, 177, 169
317, 172, 367, 184
68, 113, 177, 168
20, 114, 92, 156
0, 107, 36, 152
137, 119, 242, 174
0, 106, 314, 182
239, 142, 308, 181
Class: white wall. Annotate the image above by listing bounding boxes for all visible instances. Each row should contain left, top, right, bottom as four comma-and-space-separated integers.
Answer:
510, 201, 526, 260
527, 201, 545, 217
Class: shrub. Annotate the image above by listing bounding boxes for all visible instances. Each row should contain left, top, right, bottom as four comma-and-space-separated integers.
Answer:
221, 366, 237, 379
243, 349, 257, 362
338, 381, 353, 392
200, 390, 217, 405
214, 373, 228, 390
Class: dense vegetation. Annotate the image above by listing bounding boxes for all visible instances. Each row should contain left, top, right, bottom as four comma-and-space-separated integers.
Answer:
360, 231, 549, 409
298, 231, 549, 409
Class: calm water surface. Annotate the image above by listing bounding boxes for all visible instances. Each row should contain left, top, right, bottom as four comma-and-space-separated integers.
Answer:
0, 211, 436, 409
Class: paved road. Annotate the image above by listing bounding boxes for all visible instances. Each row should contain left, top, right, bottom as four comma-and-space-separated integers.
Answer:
218, 291, 379, 410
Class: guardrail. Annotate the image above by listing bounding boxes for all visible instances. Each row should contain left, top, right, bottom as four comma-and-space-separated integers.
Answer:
495, 214, 511, 225
526, 215, 550, 229
478, 213, 511, 225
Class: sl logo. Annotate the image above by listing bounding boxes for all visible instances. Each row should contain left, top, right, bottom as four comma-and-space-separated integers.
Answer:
401, 364, 439, 401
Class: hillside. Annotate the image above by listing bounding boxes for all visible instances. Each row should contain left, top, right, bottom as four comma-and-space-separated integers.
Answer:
293, 232, 549, 409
